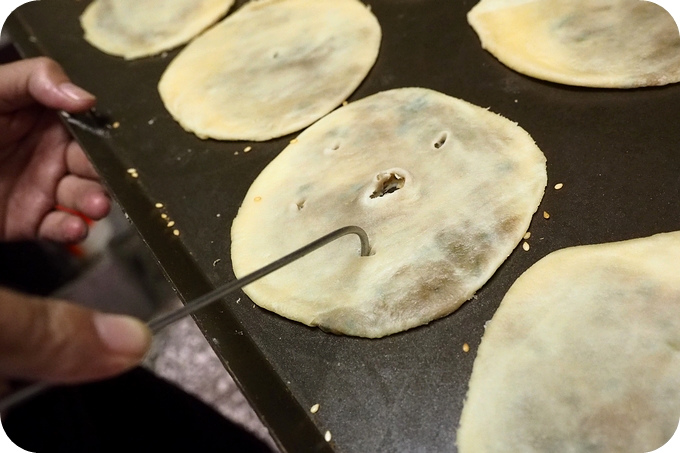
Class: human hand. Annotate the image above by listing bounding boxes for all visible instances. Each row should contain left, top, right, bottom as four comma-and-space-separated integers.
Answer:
0, 58, 151, 397
0, 57, 110, 243
0, 286, 151, 390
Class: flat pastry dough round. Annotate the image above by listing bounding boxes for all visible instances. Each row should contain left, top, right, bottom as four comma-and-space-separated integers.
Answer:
158, 0, 381, 141
458, 231, 680, 452
468, 0, 680, 88
80, 0, 234, 60
230, 88, 547, 338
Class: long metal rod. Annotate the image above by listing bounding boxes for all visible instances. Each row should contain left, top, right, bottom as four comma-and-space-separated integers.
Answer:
148, 225, 370, 333
0, 226, 370, 413
0, 382, 50, 414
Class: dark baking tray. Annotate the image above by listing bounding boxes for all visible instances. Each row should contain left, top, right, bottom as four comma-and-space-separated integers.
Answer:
5, 1, 680, 451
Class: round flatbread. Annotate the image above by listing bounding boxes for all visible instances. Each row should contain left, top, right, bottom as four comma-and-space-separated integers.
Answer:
80, 0, 234, 60
468, 0, 680, 88
230, 87, 547, 338
458, 231, 680, 452
158, 0, 381, 141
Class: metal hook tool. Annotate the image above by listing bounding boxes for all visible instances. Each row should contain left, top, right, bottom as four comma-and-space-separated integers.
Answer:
148, 225, 370, 333
0, 225, 370, 413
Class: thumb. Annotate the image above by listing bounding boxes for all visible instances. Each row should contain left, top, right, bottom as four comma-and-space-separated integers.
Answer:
0, 57, 96, 114
0, 287, 152, 384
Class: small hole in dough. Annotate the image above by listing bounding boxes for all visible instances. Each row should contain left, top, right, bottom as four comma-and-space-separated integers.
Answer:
370, 172, 405, 199
323, 143, 341, 155
296, 200, 306, 210
433, 132, 449, 149
272, 51, 280, 59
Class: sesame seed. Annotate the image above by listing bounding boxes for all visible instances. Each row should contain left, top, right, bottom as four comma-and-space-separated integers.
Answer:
342, 101, 348, 106
463, 343, 470, 353
161, 213, 168, 219
173, 229, 180, 236
290, 139, 299, 144
543, 211, 551, 219
324, 431, 332, 442
155, 203, 164, 208
554, 183, 564, 190
167, 220, 175, 228
310, 404, 320, 414
523, 232, 531, 240
244, 146, 252, 153
111, 121, 120, 129
126, 168, 137, 174
522, 242, 530, 251
254, 196, 262, 202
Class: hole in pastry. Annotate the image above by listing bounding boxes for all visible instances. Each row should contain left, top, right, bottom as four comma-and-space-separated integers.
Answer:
272, 51, 280, 59
433, 132, 449, 149
296, 200, 306, 210
370, 172, 405, 199
323, 143, 341, 155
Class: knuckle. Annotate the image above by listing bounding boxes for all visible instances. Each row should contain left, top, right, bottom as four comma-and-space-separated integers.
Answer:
32, 57, 59, 75
29, 57, 66, 94
27, 301, 93, 380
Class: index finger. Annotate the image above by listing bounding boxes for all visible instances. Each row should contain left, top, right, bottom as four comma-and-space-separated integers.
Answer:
66, 139, 101, 180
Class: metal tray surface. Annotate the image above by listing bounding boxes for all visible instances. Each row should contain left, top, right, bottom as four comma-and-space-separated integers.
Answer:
5, 1, 680, 451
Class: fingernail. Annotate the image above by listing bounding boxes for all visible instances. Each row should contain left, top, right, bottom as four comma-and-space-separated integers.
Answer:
59, 82, 96, 102
94, 313, 151, 356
